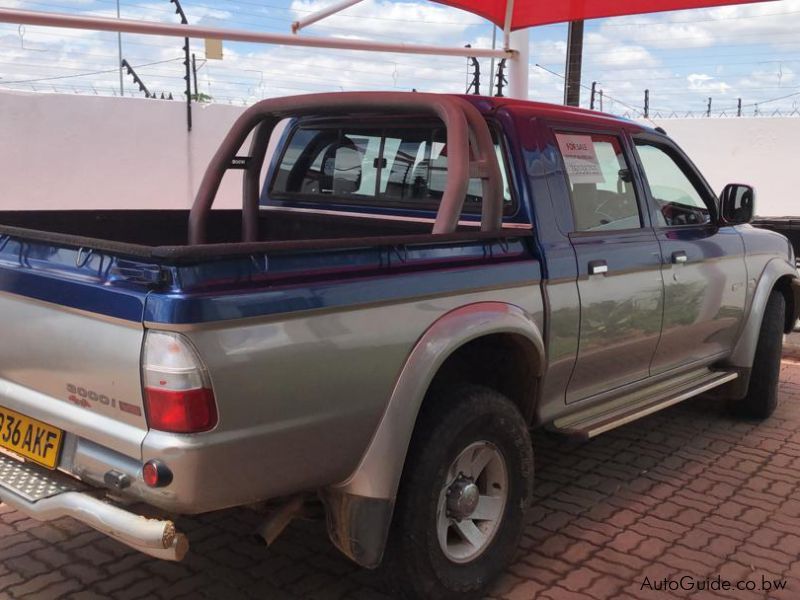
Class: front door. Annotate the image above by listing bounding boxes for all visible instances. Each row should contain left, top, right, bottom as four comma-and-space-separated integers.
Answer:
552, 129, 665, 403
631, 136, 747, 373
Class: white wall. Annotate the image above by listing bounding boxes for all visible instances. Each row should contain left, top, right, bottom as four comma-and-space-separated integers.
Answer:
0, 91, 246, 210
0, 91, 797, 216
649, 117, 800, 217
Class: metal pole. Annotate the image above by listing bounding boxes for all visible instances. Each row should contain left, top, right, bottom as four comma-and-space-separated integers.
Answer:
507, 28, 529, 99
564, 20, 584, 107
644, 89, 649, 118
707, 97, 712, 117
737, 98, 742, 117
599, 89, 604, 112
0, 8, 510, 59
590, 81, 597, 110
489, 26, 497, 92
502, 0, 515, 50
292, 0, 365, 33
184, 36, 191, 130
116, 0, 123, 96
170, 0, 191, 131
495, 59, 507, 97
192, 53, 198, 98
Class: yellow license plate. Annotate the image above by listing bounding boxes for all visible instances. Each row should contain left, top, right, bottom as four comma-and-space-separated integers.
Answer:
0, 406, 63, 469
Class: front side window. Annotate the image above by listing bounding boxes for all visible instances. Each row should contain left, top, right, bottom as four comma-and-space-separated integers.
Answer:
268, 123, 513, 213
556, 132, 641, 232
634, 141, 711, 227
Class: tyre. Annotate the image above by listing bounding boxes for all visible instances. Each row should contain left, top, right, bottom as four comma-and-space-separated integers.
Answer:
384, 385, 533, 600
731, 290, 785, 419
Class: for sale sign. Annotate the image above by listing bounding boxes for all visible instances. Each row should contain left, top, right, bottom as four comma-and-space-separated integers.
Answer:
556, 134, 605, 184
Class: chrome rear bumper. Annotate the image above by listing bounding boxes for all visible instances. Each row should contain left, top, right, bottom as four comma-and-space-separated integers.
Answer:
0, 452, 187, 561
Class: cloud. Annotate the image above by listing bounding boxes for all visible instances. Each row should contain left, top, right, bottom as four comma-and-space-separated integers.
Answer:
596, 0, 800, 50
584, 32, 658, 68
687, 72, 731, 95
289, 0, 483, 44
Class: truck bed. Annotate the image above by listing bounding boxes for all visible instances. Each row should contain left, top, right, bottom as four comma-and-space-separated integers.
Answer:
0, 209, 447, 260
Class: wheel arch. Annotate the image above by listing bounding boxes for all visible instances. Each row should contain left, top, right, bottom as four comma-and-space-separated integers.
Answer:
727, 258, 799, 370
322, 301, 544, 568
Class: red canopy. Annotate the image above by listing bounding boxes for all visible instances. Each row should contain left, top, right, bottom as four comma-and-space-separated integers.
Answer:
433, 0, 775, 30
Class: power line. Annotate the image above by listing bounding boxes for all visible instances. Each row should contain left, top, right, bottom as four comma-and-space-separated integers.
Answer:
0, 56, 182, 84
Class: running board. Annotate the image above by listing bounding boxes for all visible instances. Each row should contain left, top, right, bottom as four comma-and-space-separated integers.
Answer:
553, 369, 738, 440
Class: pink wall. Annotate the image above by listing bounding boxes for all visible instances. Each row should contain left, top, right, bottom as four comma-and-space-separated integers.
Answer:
1, 91, 796, 217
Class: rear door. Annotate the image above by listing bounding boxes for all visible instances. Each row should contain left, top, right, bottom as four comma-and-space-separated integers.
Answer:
549, 127, 664, 403
631, 135, 747, 373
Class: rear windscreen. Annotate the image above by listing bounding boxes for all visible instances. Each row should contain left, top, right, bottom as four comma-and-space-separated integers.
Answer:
267, 122, 513, 213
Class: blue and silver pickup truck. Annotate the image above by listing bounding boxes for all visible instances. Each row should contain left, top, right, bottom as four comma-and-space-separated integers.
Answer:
0, 92, 797, 599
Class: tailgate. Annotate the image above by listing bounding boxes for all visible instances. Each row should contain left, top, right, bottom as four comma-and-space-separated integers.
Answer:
0, 242, 150, 460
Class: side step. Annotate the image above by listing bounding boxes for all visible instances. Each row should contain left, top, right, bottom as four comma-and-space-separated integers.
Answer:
553, 369, 738, 440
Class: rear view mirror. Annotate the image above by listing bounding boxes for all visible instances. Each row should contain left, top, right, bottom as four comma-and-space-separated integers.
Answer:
720, 183, 755, 225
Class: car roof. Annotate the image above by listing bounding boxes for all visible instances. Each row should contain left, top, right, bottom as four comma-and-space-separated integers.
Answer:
455, 94, 652, 135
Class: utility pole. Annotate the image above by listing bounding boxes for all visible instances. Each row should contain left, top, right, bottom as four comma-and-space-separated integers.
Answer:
170, 0, 192, 131
116, 0, 123, 96
644, 89, 649, 118
563, 20, 584, 107
590, 81, 597, 110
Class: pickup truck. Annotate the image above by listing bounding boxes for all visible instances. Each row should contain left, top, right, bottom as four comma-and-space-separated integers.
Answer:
0, 92, 797, 599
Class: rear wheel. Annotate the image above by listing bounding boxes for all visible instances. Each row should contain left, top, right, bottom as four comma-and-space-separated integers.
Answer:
731, 290, 785, 419
384, 385, 533, 599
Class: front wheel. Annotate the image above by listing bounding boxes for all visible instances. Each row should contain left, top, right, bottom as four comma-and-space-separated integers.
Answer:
731, 290, 785, 419
384, 385, 533, 599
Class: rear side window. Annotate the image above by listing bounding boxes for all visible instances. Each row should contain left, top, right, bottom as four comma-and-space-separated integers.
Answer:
268, 123, 513, 213
555, 132, 642, 232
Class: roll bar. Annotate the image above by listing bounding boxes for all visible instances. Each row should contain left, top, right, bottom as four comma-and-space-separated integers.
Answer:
189, 92, 504, 245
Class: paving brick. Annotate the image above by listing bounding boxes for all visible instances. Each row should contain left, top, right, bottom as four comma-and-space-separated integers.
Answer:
4, 554, 48, 578
33, 578, 83, 599
0, 572, 24, 593
2, 363, 800, 599
502, 579, 548, 600
7, 571, 65, 596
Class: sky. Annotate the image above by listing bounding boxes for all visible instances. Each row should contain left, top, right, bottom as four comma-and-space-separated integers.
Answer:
0, 0, 799, 117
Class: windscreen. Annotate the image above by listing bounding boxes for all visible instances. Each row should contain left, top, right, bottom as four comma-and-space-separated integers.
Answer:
267, 122, 512, 214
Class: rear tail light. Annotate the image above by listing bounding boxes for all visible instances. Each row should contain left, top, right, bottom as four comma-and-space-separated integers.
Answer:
142, 331, 218, 433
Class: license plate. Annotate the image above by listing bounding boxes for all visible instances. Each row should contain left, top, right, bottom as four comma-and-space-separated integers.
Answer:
0, 406, 63, 469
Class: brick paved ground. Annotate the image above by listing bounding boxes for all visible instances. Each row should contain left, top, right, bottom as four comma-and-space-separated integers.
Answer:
2, 362, 800, 600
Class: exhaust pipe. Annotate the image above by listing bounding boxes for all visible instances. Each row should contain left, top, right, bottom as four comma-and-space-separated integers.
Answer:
254, 495, 308, 546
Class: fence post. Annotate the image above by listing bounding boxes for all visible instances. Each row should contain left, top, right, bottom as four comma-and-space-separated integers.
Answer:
706, 97, 712, 117
644, 89, 649, 118
737, 98, 742, 117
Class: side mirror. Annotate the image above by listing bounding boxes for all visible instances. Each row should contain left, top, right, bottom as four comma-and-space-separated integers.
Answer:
720, 183, 755, 225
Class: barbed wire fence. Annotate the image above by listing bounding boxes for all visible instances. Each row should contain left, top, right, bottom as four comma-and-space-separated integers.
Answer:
2, 1, 800, 116
532, 63, 800, 119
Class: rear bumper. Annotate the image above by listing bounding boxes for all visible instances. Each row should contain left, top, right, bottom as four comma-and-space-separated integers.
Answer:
0, 451, 187, 561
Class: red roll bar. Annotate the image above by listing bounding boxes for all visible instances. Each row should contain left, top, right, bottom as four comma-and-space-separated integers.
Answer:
189, 92, 504, 245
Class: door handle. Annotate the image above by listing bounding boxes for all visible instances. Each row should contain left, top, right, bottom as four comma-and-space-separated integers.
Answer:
588, 259, 608, 275
671, 250, 688, 264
